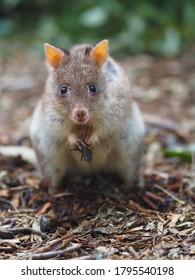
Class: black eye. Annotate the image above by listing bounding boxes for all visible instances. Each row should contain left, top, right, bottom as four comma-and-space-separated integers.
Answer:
88, 84, 97, 94
60, 86, 68, 95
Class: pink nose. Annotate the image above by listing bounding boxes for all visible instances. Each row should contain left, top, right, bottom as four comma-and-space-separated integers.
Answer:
73, 109, 88, 123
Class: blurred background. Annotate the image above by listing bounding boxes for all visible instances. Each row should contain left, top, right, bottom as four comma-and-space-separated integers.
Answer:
0, 0, 194, 146
0, 0, 195, 57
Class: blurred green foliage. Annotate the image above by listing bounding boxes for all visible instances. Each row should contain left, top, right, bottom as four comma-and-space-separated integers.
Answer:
0, 0, 195, 56
163, 144, 195, 162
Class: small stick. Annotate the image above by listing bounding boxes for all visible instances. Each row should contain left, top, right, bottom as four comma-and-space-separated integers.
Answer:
136, 193, 158, 210
128, 246, 140, 259
29, 243, 81, 260
145, 191, 164, 202
0, 198, 18, 211
4, 227, 48, 240
154, 184, 185, 205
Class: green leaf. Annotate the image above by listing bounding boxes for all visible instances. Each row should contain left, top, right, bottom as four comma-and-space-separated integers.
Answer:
162, 144, 195, 162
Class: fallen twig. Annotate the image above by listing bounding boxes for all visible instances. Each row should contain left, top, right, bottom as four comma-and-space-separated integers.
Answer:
28, 243, 81, 260
3, 227, 48, 240
35, 233, 77, 254
0, 198, 18, 211
0, 229, 14, 239
154, 184, 186, 205
128, 246, 140, 259
136, 192, 158, 210
145, 191, 164, 202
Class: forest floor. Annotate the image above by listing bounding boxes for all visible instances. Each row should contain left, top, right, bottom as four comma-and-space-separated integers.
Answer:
0, 47, 195, 260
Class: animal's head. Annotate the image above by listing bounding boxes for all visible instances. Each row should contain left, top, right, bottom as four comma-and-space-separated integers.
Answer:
44, 40, 109, 125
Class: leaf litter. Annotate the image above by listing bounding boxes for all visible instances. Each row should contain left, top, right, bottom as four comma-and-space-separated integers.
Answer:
0, 50, 195, 260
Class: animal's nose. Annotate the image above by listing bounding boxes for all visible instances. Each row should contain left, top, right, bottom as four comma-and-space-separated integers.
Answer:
73, 108, 88, 123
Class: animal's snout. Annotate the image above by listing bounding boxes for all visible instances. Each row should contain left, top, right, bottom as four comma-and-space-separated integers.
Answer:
73, 108, 89, 124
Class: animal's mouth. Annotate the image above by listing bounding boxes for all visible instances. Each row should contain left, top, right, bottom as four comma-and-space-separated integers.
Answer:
73, 118, 89, 125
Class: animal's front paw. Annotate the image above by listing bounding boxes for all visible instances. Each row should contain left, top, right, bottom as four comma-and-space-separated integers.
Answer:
68, 134, 79, 147
86, 134, 99, 146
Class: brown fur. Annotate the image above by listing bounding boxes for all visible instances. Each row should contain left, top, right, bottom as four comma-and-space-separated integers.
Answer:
30, 40, 145, 194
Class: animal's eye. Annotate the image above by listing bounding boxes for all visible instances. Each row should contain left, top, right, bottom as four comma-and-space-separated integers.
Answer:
88, 84, 97, 94
60, 86, 68, 96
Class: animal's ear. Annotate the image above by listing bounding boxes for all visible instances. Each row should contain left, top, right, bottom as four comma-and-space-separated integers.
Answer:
90, 39, 108, 66
44, 43, 65, 67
